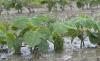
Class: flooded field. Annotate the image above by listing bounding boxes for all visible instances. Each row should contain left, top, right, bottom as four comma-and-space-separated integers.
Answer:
2, 48, 100, 61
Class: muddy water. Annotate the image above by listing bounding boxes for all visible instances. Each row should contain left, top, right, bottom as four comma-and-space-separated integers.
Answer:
4, 48, 100, 61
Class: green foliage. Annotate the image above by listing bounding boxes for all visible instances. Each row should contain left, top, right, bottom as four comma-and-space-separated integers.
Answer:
52, 21, 67, 34
11, 16, 29, 30
38, 40, 49, 53
10, 15, 100, 51
76, 0, 84, 8
58, 0, 67, 6
0, 41, 6, 45
0, 31, 6, 40
15, 2, 23, 12
41, 0, 67, 11
89, 0, 100, 7
88, 31, 100, 45
10, 16, 54, 54
0, 23, 7, 32
6, 32, 16, 48
76, 0, 100, 9
31, 16, 52, 26
67, 29, 80, 38
65, 15, 99, 48
13, 37, 22, 55
23, 0, 43, 7
52, 32, 64, 52
74, 15, 97, 29
96, 21, 100, 31
0, 15, 100, 54
0, 22, 8, 45
38, 27, 50, 38
58, 0, 67, 11
3, 0, 11, 11
23, 30, 42, 47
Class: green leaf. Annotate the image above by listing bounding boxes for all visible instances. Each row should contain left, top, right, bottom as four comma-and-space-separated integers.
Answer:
31, 16, 53, 26
38, 27, 50, 38
13, 37, 22, 54
11, 16, 29, 30
67, 29, 80, 38
65, 21, 77, 30
38, 40, 49, 53
23, 30, 43, 47
0, 23, 7, 32
75, 15, 96, 29
52, 32, 64, 52
52, 21, 67, 34
88, 31, 100, 44
6, 32, 16, 48
96, 21, 100, 30
6, 32, 16, 40
0, 31, 6, 39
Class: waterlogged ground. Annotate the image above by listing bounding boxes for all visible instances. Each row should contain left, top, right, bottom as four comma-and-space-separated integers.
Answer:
4, 48, 100, 61
72, 48, 100, 61
1, 37, 99, 61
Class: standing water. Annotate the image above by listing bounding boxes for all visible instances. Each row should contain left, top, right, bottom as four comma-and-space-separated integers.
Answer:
0, 37, 100, 61
3, 48, 100, 61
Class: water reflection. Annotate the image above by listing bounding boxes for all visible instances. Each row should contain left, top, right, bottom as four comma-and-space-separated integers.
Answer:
2, 48, 99, 61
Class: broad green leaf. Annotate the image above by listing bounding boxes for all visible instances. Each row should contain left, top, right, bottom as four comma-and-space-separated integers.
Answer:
75, 15, 96, 29
52, 21, 67, 34
31, 16, 53, 26
23, 30, 43, 47
38, 40, 49, 53
11, 17, 29, 30
38, 27, 50, 38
